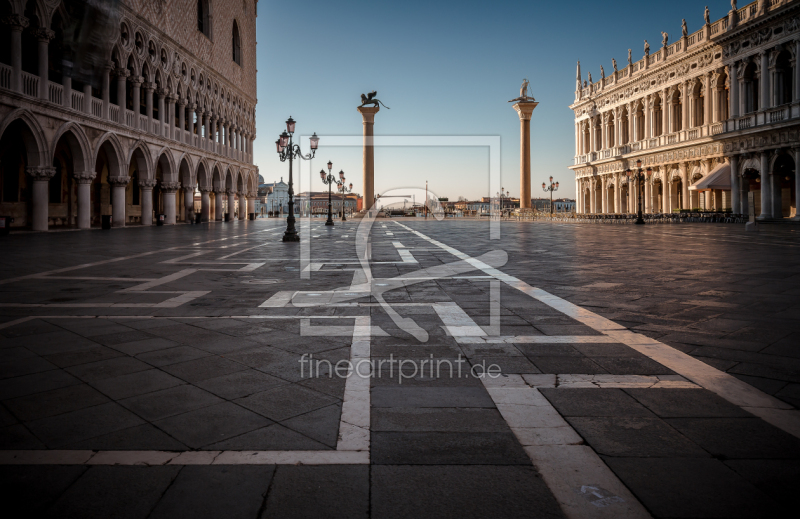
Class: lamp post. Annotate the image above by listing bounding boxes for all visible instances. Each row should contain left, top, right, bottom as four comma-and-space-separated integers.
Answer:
496, 187, 510, 216
276, 116, 319, 242
625, 159, 652, 225
320, 161, 346, 226
542, 176, 559, 215
337, 177, 353, 221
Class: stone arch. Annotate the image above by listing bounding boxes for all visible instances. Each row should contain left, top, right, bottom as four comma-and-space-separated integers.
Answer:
196, 158, 211, 189
94, 133, 124, 179
0, 109, 48, 167
128, 141, 152, 180
212, 163, 224, 191
177, 153, 195, 186
224, 165, 234, 191
51, 122, 91, 174
155, 149, 176, 182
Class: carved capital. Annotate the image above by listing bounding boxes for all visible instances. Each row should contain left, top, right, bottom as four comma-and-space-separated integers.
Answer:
108, 176, 131, 186
161, 181, 181, 192
199, 186, 213, 193
142, 82, 155, 91
116, 68, 130, 79
139, 179, 158, 189
2, 14, 29, 29
26, 167, 56, 180
32, 27, 55, 42
74, 171, 96, 184
130, 76, 144, 86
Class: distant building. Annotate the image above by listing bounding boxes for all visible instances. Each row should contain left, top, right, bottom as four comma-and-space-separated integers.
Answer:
531, 198, 575, 213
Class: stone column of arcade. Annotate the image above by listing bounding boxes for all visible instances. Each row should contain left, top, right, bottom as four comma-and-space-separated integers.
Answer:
227, 190, 236, 220
27, 167, 55, 231
162, 182, 179, 224
248, 192, 257, 219
238, 191, 247, 220
199, 187, 212, 222
109, 176, 131, 227
214, 189, 224, 221
184, 187, 194, 223
357, 105, 379, 211
75, 171, 96, 229
512, 99, 538, 209
140, 179, 157, 226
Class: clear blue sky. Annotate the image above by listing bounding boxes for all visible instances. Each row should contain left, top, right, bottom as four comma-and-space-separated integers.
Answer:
254, 0, 732, 201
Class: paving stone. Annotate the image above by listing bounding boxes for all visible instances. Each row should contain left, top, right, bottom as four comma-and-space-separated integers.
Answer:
120, 385, 223, 422
725, 459, 800, 510
372, 407, 509, 432
604, 457, 783, 518
208, 423, 329, 450
469, 355, 540, 374
46, 466, 181, 519
540, 388, 655, 417
89, 330, 155, 346
0, 354, 57, 379
3, 383, 109, 422
372, 432, 530, 465
153, 402, 271, 448
235, 384, 337, 421
135, 345, 212, 367
91, 369, 185, 400
371, 465, 564, 519
262, 465, 368, 519
65, 357, 151, 383
160, 355, 249, 383
149, 466, 274, 519
26, 402, 145, 448
110, 337, 180, 356
193, 369, 289, 400
371, 386, 495, 408
529, 356, 609, 374
566, 416, 710, 458
665, 417, 800, 459
0, 465, 88, 515
624, 388, 752, 418
0, 369, 81, 400
280, 403, 342, 448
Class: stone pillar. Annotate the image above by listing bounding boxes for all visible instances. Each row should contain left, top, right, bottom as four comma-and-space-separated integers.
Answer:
61, 61, 72, 109
681, 83, 689, 131
796, 40, 800, 103
357, 105, 380, 211
157, 90, 166, 136
109, 176, 130, 227
116, 70, 128, 124
5, 15, 28, 93
83, 83, 92, 115
177, 101, 186, 143
512, 101, 537, 209
165, 95, 175, 140
614, 175, 621, 213
34, 28, 54, 100
101, 62, 112, 120
196, 109, 204, 147
140, 179, 156, 225
227, 191, 235, 219
205, 113, 212, 149
162, 182, 179, 224
705, 72, 713, 126
645, 179, 652, 213
663, 171, 671, 213
729, 62, 739, 120
184, 186, 194, 222
730, 155, 740, 214
760, 51, 770, 111
75, 171, 95, 229
131, 77, 142, 121
27, 167, 55, 231
238, 192, 247, 220
144, 82, 154, 132
758, 151, 771, 219
679, 163, 689, 209
200, 188, 211, 222
644, 95, 651, 139
213, 189, 224, 220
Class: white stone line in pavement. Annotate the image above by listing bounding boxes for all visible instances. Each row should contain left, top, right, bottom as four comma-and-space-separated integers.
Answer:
456, 336, 620, 344
481, 375, 651, 518
393, 221, 800, 439
336, 315, 372, 453
300, 318, 389, 337
520, 374, 699, 389
433, 302, 488, 337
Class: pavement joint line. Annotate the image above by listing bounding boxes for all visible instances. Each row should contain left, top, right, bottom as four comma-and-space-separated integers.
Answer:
392, 220, 800, 440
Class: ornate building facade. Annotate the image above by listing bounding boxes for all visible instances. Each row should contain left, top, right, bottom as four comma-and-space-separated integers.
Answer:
0, 0, 258, 230
570, 0, 799, 220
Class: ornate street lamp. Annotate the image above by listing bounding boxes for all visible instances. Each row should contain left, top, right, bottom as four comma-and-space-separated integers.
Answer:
543, 176, 559, 215
320, 161, 346, 226
337, 176, 353, 221
625, 159, 652, 225
276, 116, 318, 241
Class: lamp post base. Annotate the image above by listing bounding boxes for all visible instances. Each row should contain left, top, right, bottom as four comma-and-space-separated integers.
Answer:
282, 232, 300, 242
634, 218, 645, 225
325, 219, 334, 226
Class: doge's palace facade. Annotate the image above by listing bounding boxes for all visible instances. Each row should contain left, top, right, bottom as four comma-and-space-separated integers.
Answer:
0, 0, 258, 230
570, 0, 800, 220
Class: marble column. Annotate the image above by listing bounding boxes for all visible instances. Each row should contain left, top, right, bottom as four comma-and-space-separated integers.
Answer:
177, 101, 186, 143
760, 51, 770, 112
131, 77, 142, 123
184, 187, 194, 222
214, 190, 224, 221
358, 105, 380, 211
34, 28, 54, 100
101, 63, 112, 120
5, 15, 28, 93
83, 83, 91, 115
61, 61, 72, 109
27, 167, 55, 231
116, 70, 128, 124
75, 171, 95, 229
663, 171, 671, 213
730, 62, 739, 119
248, 194, 257, 219
730, 155, 740, 214
157, 90, 166, 136
512, 101, 538, 209
109, 176, 130, 227
162, 182, 180, 224
200, 188, 211, 222
196, 108, 204, 146
140, 179, 156, 225
645, 179, 652, 213
758, 151, 771, 219
644, 95, 651, 139
227, 191, 235, 220
679, 163, 689, 209
238, 192, 247, 220
144, 83, 154, 132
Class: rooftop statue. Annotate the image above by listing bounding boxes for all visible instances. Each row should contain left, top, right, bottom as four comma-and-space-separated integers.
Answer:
731, 0, 737, 10
704, 6, 710, 24
628, 48, 632, 66
682, 19, 688, 36
359, 91, 390, 109
661, 31, 669, 47
612, 58, 618, 72
508, 78, 536, 102
644, 40, 650, 55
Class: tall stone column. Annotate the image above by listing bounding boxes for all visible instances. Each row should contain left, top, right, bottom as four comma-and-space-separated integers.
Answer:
760, 51, 770, 112
184, 186, 194, 222
644, 95, 651, 139
213, 189, 224, 221
75, 171, 95, 229
614, 175, 620, 213
140, 179, 156, 226
227, 190, 235, 219
200, 187, 211, 222
61, 61, 72, 109
177, 101, 186, 143
758, 151, 771, 219
27, 167, 55, 231
34, 28, 55, 100
162, 182, 179, 224
4, 15, 28, 93
116, 69, 128, 124
144, 83, 154, 132
730, 155, 740, 214
663, 171, 671, 213
512, 101, 538, 209
679, 163, 689, 209
157, 90, 166, 136
196, 108, 204, 146
109, 176, 130, 227
248, 193, 257, 219
357, 106, 380, 210
238, 192, 247, 220
645, 179, 652, 213
131, 77, 142, 122
730, 62, 739, 119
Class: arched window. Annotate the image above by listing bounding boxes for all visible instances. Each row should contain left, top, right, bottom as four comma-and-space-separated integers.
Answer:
198, 0, 211, 38
232, 21, 242, 66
